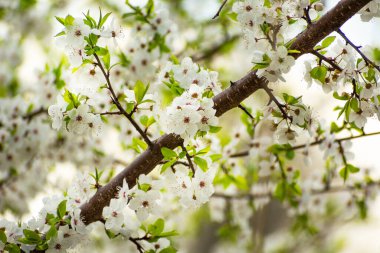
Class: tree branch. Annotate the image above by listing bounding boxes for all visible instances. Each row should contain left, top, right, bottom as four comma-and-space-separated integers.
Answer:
80, 0, 371, 225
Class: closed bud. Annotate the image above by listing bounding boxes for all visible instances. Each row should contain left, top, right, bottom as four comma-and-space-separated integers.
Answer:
314, 3, 324, 12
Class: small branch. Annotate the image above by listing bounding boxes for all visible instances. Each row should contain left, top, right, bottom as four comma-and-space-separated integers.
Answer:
96, 111, 123, 116
337, 28, 380, 72
212, 0, 228, 19
181, 144, 195, 175
303, 6, 313, 25
94, 53, 153, 148
23, 108, 47, 122
129, 237, 144, 253
311, 50, 343, 71
261, 85, 290, 120
229, 130, 380, 158
238, 104, 254, 119
158, 160, 190, 167
213, 180, 380, 200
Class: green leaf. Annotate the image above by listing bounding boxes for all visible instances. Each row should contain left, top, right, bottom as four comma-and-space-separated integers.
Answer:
274, 181, 287, 201
210, 154, 222, 162
99, 12, 112, 28
54, 31, 66, 37
105, 229, 118, 239
197, 146, 210, 155
161, 147, 177, 159
169, 54, 179, 65
0, 230, 6, 244
339, 166, 349, 182
350, 98, 359, 112
5, 244, 20, 253
314, 36, 336, 50
159, 230, 179, 237
103, 50, 111, 70
55, 16, 65, 25
285, 149, 295, 160
160, 246, 177, 253
96, 47, 109, 56
330, 122, 342, 133
57, 200, 67, 219
134, 80, 149, 104
149, 218, 165, 236
373, 48, 380, 62
64, 15, 75, 26
209, 126, 222, 133
140, 115, 149, 127
333, 91, 349, 101
322, 36, 336, 48
45, 226, 57, 241
194, 157, 208, 171
347, 164, 360, 173
63, 89, 80, 109
134, 137, 148, 152
160, 159, 176, 173
288, 49, 301, 54
356, 200, 367, 219
23, 229, 41, 243
310, 66, 327, 84
282, 93, 300, 105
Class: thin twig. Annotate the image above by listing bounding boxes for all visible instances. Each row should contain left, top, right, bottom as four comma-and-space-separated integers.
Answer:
181, 144, 195, 175
229, 130, 380, 158
97, 111, 123, 116
23, 108, 47, 122
261, 85, 290, 120
238, 104, 254, 119
311, 50, 343, 71
337, 28, 380, 72
213, 180, 380, 200
129, 237, 144, 253
212, 0, 228, 19
94, 53, 153, 148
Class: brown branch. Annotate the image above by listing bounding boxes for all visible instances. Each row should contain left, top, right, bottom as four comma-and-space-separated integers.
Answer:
23, 107, 47, 122
97, 111, 122, 116
79, 0, 371, 225
311, 50, 343, 71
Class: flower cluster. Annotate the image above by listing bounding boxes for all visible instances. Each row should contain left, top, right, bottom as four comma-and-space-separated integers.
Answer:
232, 0, 324, 82
163, 164, 216, 208
159, 57, 220, 142
122, 3, 177, 83
304, 36, 380, 129
262, 93, 317, 145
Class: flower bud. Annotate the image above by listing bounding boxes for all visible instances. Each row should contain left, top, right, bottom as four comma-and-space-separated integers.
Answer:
314, 3, 324, 12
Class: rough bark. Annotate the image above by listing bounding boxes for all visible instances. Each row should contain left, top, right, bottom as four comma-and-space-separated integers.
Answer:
80, 0, 371, 225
